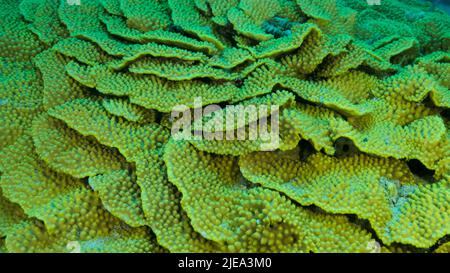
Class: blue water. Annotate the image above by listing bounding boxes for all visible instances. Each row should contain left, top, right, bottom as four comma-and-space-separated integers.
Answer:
428, 0, 450, 13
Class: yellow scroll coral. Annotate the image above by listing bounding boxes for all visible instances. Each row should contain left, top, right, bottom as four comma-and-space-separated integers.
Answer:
164, 139, 373, 252
240, 150, 450, 248
0, 0, 449, 253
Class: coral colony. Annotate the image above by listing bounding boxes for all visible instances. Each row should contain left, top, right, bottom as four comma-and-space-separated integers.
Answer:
0, 0, 449, 253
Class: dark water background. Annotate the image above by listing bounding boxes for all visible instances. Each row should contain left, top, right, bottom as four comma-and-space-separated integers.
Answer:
427, 0, 450, 13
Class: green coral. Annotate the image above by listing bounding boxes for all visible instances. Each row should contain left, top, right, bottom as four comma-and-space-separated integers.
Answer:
164, 140, 373, 252
0, 0, 449, 253
239, 151, 450, 248
89, 170, 147, 227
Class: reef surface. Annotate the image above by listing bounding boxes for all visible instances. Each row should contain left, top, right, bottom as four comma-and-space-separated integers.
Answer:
0, 0, 449, 253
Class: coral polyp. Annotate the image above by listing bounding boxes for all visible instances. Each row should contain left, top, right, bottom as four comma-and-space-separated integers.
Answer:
0, 0, 449, 253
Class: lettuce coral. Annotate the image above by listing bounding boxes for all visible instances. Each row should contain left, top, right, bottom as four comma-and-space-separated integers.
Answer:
0, 0, 449, 253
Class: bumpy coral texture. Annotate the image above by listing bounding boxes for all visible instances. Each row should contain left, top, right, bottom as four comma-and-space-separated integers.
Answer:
0, 0, 449, 253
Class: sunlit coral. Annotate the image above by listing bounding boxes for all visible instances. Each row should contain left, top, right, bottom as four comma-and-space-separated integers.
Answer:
0, 0, 449, 253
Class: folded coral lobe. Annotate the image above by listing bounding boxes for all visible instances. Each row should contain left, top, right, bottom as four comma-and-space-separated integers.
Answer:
0, 0, 449, 253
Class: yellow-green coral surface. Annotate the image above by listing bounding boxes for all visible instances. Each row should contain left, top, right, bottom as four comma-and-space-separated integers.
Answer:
0, 0, 449, 253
